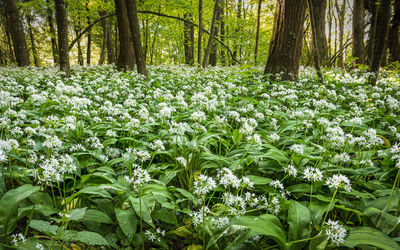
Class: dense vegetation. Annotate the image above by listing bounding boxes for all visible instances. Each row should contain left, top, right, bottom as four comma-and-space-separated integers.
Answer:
0, 66, 400, 249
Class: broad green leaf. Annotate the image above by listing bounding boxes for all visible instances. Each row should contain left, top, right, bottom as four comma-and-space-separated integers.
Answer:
364, 207, 398, 234
152, 208, 177, 225
84, 209, 113, 224
68, 208, 87, 221
115, 207, 137, 237
60, 230, 109, 246
245, 175, 272, 185
0, 184, 40, 235
343, 227, 400, 250
288, 200, 310, 247
29, 220, 59, 235
129, 196, 154, 227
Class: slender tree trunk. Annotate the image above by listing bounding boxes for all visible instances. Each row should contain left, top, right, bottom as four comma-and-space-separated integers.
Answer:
209, 0, 221, 66
114, 0, 135, 70
219, 0, 226, 65
184, 12, 195, 65
202, 0, 220, 67
336, 0, 346, 68
46, 0, 58, 65
76, 27, 84, 66
388, 0, 400, 63
367, 1, 378, 64
327, 0, 332, 60
150, 28, 158, 65
106, 18, 115, 64
125, 0, 147, 76
4, 20, 15, 62
370, 0, 391, 83
55, 0, 70, 77
310, 0, 328, 66
307, 0, 323, 82
264, 0, 307, 80
198, 0, 203, 65
26, 13, 39, 66
352, 0, 365, 64
99, 13, 107, 65
86, 4, 91, 65
4, 0, 30, 66
232, 0, 242, 64
254, 0, 262, 64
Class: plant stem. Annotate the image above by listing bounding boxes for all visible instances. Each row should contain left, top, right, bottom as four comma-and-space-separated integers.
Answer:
387, 168, 400, 211
322, 188, 337, 226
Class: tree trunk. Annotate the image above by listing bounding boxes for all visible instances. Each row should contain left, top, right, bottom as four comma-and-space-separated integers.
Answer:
114, 0, 135, 70
4, 0, 30, 66
219, 0, 226, 66
198, 0, 203, 65
46, 0, 58, 65
99, 13, 107, 65
254, 0, 262, 64
370, 0, 391, 83
367, 1, 378, 64
388, 0, 400, 63
202, 0, 220, 67
183, 12, 195, 65
209, 0, 221, 66
55, 0, 70, 77
352, 0, 365, 64
125, 0, 147, 76
26, 13, 39, 66
232, 0, 242, 64
76, 27, 84, 66
307, 0, 323, 82
310, 0, 328, 66
86, 4, 91, 65
264, 0, 307, 80
336, 0, 346, 68
327, 0, 332, 60
106, 17, 115, 64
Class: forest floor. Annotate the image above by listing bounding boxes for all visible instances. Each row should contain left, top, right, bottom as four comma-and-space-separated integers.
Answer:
0, 66, 400, 249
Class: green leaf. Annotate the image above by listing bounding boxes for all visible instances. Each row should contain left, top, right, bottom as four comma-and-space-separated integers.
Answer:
245, 175, 272, 185
0, 184, 40, 235
129, 196, 154, 227
343, 227, 400, 250
232, 214, 287, 249
84, 209, 113, 224
60, 230, 109, 246
115, 207, 137, 237
152, 208, 177, 225
288, 200, 310, 245
68, 208, 87, 221
29, 220, 59, 235
364, 207, 398, 234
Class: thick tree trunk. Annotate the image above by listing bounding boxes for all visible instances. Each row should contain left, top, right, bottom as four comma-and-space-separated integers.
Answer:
388, 1, 400, 63
106, 18, 115, 64
99, 14, 107, 65
114, 0, 135, 70
209, 0, 221, 66
310, 0, 328, 66
4, 0, 30, 66
307, 0, 323, 82
55, 0, 70, 77
367, 1, 378, 64
46, 0, 58, 65
27, 13, 39, 66
336, 0, 346, 68
183, 12, 195, 65
254, 0, 262, 64
232, 0, 242, 64
125, 0, 147, 76
370, 0, 391, 82
202, 0, 220, 67
219, 0, 226, 66
352, 0, 365, 64
86, 4, 91, 65
76, 27, 84, 66
198, 0, 203, 65
264, 0, 307, 80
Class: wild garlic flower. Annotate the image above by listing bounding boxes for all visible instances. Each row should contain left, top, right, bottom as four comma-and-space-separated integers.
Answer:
289, 144, 304, 155
333, 152, 351, 164
222, 192, 246, 215
0, 149, 7, 163
325, 219, 347, 246
190, 111, 206, 123
124, 167, 151, 190
303, 167, 323, 182
42, 135, 62, 150
145, 227, 166, 242
325, 174, 351, 192
283, 164, 298, 177
270, 180, 284, 190
176, 157, 187, 168
10, 233, 26, 246
193, 174, 216, 196
212, 216, 230, 229
192, 206, 211, 226
150, 139, 165, 151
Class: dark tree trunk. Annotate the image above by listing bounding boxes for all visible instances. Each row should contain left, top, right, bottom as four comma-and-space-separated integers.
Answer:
232, 0, 242, 64
254, 0, 262, 64
4, 0, 30, 66
336, 0, 346, 68
219, 0, 226, 65
327, 0, 332, 60
310, 0, 328, 66
388, 1, 400, 63
114, 0, 135, 70
183, 12, 195, 65
198, 0, 203, 65
202, 0, 220, 67
4, 19, 15, 62
55, 0, 70, 77
264, 0, 307, 80
76, 27, 84, 66
307, 0, 323, 82
86, 4, 91, 65
125, 0, 147, 76
46, 0, 58, 65
26, 13, 39, 66
370, 0, 391, 83
352, 0, 365, 64
367, 1, 378, 64
209, 0, 221, 66
150, 28, 158, 65
99, 14, 107, 65
106, 17, 115, 64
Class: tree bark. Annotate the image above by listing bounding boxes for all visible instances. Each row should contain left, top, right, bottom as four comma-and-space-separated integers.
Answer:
183, 12, 195, 65
86, 3, 91, 65
55, 0, 70, 77
367, 1, 378, 64
106, 17, 115, 64
198, 0, 203, 65
307, 0, 323, 82
264, 0, 307, 80
336, 0, 346, 68
114, 0, 135, 70
26, 13, 39, 66
46, 0, 58, 65
232, 0, 242, 64
202, 0, 220, 67
4, 0, 30, 66
209, 0, 222, 66
76, 26, 84, 66
310, 0, 328, 66
125, 0, 147, 76
388, 0, 400, 63
219, 0, 226, 65
254, 0, 262, 64
352, 0, 365, 64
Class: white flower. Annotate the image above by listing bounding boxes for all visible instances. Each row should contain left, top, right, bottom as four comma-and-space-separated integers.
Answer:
193, 174, 216, 196
43, 135, 62, 150
190, 111, 206, 123
212, 216, 230, 229
325, 174, 351, 192
303, 167, 323, 182
124, 166, 151, 190
176, 157, 187, 167
289, 144, 304, 155
151, 140, 165, 151
283, 164, 297, 177
192, 206, 211, 226
325, 219, 347, 246
0, 149, 7, 163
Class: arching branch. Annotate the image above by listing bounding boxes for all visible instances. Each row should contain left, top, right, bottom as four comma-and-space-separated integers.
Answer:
68, 10, 240, 64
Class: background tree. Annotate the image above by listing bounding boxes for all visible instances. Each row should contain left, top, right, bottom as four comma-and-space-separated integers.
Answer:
55, 0, 70, 76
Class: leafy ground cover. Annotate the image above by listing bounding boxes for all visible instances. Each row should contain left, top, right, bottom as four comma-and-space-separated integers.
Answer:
0, 66, 400, 249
